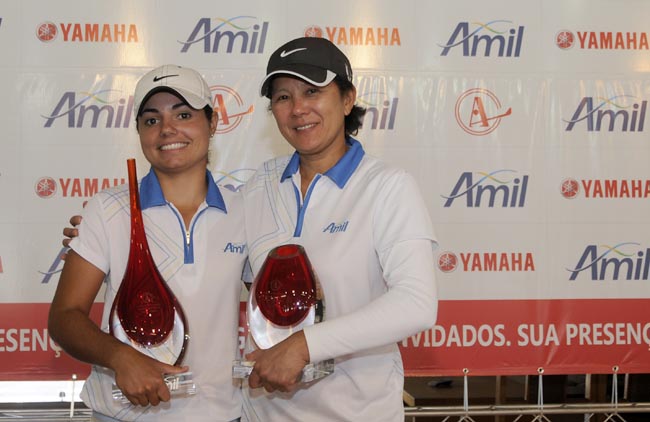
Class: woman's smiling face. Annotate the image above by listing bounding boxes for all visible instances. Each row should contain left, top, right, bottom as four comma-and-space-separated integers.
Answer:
137, 91, 216, 175
269, 76, 355, 160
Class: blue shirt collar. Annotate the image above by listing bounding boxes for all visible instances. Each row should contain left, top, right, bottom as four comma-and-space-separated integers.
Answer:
280, 137, 365, 188
139, 167, 227, 212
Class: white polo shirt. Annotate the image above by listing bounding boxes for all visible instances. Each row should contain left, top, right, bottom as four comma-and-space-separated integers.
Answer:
70, 168, 246, 422
242, 139, 438, 422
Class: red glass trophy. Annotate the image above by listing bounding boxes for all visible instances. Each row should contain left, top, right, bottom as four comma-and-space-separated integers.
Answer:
110, 158, 195, 403
233, 244, 334, 382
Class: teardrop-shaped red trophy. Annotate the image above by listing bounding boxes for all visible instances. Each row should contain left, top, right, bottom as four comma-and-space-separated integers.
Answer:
110, 158, 195, 403
233, 244, 334, 382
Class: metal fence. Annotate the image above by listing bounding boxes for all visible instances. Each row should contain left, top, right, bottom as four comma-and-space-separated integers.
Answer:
405, 402, 650, 421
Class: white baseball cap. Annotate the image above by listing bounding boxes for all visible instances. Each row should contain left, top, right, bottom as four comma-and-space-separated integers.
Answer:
133, 64, 212, 116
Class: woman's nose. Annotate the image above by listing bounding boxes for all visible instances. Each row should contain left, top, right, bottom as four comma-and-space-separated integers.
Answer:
291, 97, 307, 116
160, 117, 177, 136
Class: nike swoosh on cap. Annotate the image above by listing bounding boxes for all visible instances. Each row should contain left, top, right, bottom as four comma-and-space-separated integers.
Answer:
279, 48, 307, 58
153, 74, 179, 82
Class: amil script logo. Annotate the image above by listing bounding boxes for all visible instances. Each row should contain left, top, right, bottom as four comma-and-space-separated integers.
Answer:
568, 242, 650, 281
442, 170, 529, 208
438, 20, 524, 57
564, 95, 647, 132
42, 89, 133, 129
179, 16, 269, 54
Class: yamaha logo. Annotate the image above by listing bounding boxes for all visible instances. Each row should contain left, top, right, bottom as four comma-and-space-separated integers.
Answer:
35, 177, 57, 199
560, 178, 580, 199
556, 30, 575, 49
304, 26, 324, 38
437, 252, 458, 273
36, 22, 57, 42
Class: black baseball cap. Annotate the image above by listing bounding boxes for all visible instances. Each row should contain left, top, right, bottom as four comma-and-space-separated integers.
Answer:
260, 37, 353, 98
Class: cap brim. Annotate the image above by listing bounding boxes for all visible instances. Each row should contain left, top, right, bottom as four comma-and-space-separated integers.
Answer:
172, 87, 210, 110
137, 86, 210, 115
260, 65, 337, 97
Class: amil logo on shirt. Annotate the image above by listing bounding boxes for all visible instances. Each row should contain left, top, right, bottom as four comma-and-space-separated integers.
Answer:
223, 242, 246, 254
323, 220, 349, 234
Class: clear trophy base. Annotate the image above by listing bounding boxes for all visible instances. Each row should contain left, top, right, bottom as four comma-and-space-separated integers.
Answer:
112, 372, 196, 404
232, 359, 334, 383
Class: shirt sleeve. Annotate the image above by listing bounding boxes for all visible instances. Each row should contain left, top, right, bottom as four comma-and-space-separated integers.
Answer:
304, 239, 437, 362
303, 170, 438, 362
68, 193, 110, 275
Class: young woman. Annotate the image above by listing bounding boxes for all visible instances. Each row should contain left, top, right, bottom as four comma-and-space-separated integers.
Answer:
49, 65, 245, 422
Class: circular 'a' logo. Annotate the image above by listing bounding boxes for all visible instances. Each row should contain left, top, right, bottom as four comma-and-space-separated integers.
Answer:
304, 26, 324, 38
560, 178, 580, 199
455, 88, 511, 136
210, 86, 254, 135
555, 30, 575, 50
35, 177, 57, 198
36, 22, 58, 42
437, 251, 458, 273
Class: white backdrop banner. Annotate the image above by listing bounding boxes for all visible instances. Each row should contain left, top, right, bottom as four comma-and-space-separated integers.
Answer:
1, 0, 649, 380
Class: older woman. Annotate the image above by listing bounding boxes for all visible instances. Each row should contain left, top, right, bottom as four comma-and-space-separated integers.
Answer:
242, 37, 438, 422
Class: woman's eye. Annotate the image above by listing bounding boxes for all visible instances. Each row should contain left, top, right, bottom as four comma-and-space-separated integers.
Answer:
273, 94, 289, 103
178, 112, 192, 119
306, 88, 319, 95
144, 117, 158, 126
